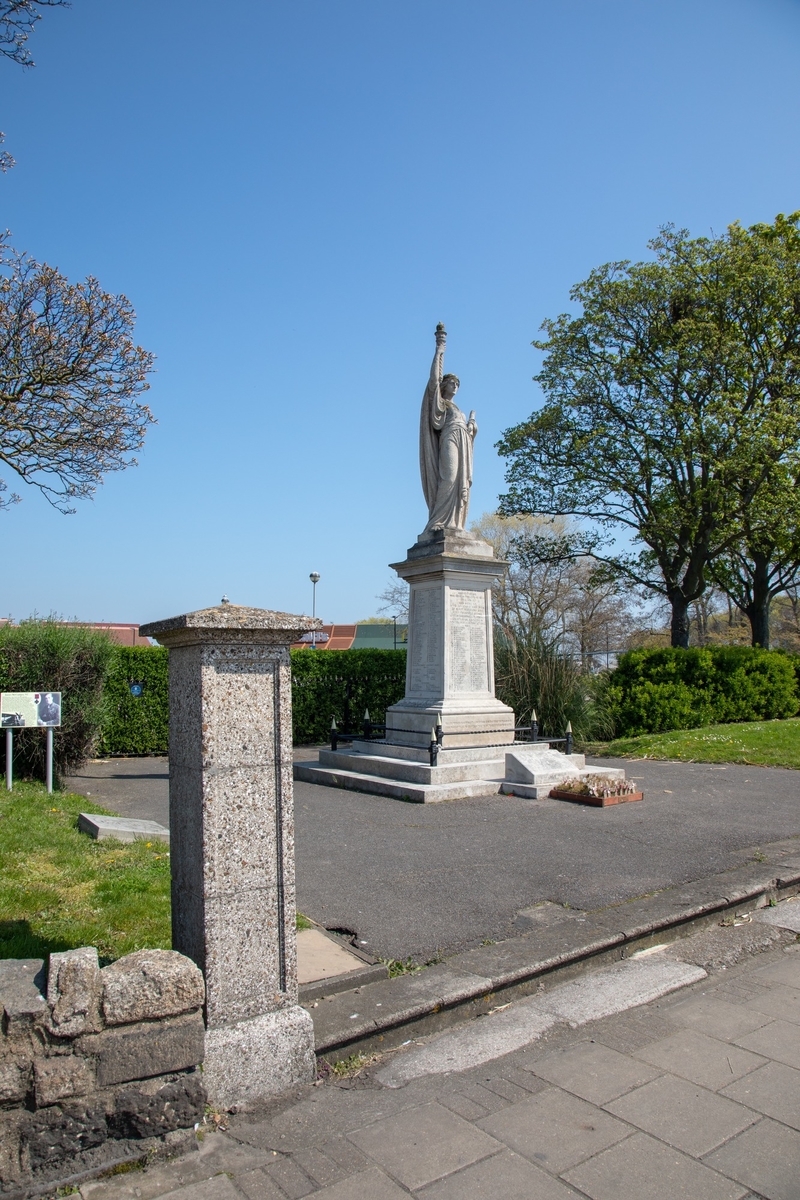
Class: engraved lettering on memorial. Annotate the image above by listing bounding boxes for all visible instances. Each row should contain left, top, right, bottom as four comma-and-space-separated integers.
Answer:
449, 589, 489, 693
409, 587, 442, 694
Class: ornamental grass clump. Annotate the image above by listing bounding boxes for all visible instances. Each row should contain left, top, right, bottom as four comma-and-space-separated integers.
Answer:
558, 774, 639, 799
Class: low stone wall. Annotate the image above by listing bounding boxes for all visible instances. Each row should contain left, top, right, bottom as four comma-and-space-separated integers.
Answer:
0, 947, 206, 1193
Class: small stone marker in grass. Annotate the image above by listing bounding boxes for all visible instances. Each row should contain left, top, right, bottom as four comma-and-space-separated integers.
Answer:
78, 813, 170, 843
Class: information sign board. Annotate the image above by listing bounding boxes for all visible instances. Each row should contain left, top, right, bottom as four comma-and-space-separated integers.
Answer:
0, 692, 62, 728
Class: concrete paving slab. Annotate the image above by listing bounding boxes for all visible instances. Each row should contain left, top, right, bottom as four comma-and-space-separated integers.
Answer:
290, 1146, 349, 1189
743, 983, 800, 1025
536, 957, 707, 1024
297, 1166, 409, 1199
296, 929, 370, 986
721, 1060, 800, 1129
527, 1040, 662, 1105
234, 1169, 288, 1200
588, 1005, 681, 1055
260, 1154, 317, 1196
605, 1073, 758, 1156
634, 1028, 767, 1090
660, 994, 771, 1041
416, 1148, 582, 1199
733, 1018, 800, 1069
476, 1086, 629, 1175
346, 1102, 501, 1191
78, 812, 170, 842
704, 1118, 800, 1200
750, 956, 800, 988
752, 897, 800, 932
562, 1131, 748, 1200
376, 1002, 558, 1086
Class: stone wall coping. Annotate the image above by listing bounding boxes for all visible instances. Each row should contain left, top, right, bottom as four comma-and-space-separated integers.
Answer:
140, 603, 322, 641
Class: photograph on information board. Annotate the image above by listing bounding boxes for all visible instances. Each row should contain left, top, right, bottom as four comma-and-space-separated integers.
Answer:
0, 692, 62, 728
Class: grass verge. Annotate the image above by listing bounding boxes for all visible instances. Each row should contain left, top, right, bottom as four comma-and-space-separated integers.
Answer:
586, 717, 800, 769
0, 782, 171, 961
1, 782, 310, 961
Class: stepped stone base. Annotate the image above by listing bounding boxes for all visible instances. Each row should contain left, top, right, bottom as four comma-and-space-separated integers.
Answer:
294, 740, 507, 803
294, 741, 631, 805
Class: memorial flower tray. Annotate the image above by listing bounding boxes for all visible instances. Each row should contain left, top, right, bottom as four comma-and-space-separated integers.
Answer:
549, 774, 643, 808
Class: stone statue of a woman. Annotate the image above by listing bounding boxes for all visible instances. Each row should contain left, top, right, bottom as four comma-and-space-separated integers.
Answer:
419, 324, 478, 534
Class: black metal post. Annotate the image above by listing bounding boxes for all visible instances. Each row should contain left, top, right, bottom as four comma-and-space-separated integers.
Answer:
531, 710, 538, 742
363, 708, 371, 739
436, 716, 443, 746
429, 727, 439, 768
565, 721, 573, 756
330, 717, 338, 752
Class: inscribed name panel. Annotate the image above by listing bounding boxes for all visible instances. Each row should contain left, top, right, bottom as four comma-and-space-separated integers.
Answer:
409, 586, 444, 696
448, 588, 489, 693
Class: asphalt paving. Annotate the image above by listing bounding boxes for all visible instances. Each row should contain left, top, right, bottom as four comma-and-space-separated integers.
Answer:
66, 752, 800, 962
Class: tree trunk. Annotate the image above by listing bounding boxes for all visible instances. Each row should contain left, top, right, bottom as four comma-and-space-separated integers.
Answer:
670, 595, 691, 648
748, 551, 771, 649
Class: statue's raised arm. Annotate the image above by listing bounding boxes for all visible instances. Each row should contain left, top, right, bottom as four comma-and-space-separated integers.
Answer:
418, 324, 477, 535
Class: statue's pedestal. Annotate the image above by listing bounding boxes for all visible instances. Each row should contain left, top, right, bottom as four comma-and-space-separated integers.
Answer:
385, 530, 515, 749
294, 531, 516, 803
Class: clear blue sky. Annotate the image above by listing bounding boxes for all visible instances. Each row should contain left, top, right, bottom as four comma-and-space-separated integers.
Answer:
3, 0, 800, 625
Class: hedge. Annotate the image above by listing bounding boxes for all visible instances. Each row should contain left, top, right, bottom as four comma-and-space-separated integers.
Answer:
290, 648, 406, 744
98, 646, 169, 756
606, 646, 799, 737
97, 646, 407, 753
0, 621, 116, 780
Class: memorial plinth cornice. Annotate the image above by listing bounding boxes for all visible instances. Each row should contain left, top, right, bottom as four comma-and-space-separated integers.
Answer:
140, 604, 321, 648
390, 550, 508, 583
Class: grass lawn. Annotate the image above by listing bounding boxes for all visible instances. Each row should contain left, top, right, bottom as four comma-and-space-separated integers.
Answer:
588, 717, 800, 769
1, 781, 312, 962
0, 782, 172, 961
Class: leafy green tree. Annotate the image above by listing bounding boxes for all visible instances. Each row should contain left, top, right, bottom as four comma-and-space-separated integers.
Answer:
708, 462, 800, 648
498, 215, 800, 647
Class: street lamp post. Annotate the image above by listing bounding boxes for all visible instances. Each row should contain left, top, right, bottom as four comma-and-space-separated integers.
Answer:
309, 572, 320, 649
392, 614, 397, 650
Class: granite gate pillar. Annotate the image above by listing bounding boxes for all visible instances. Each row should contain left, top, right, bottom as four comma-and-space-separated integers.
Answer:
140, 602, 321, 1106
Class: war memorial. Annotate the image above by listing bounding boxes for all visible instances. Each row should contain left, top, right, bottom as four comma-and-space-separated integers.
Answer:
295, 325, 625, 802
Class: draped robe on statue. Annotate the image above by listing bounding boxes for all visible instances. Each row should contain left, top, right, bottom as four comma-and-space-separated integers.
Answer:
419, 374, 475, 534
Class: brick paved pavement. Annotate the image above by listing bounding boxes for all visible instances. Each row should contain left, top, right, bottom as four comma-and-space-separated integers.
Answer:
79, 924, 800, 1200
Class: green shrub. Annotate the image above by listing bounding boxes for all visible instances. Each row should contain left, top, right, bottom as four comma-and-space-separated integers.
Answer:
0, 621, 116, 780
607, 646, 799, 736
99, 647, 169, 755
291, 648, 406, 744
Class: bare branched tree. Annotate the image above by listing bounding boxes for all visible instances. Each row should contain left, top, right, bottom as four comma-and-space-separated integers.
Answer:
376, 577, 409, 620
0, 242, 155, 512
0, 0, 67, 67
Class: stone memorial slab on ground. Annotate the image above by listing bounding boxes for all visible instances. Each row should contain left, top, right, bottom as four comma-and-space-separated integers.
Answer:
78, 813, 170, 843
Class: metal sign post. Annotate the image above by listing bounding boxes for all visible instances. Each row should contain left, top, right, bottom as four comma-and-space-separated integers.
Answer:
46, 728, 53, 794
5, 728, 11, 791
